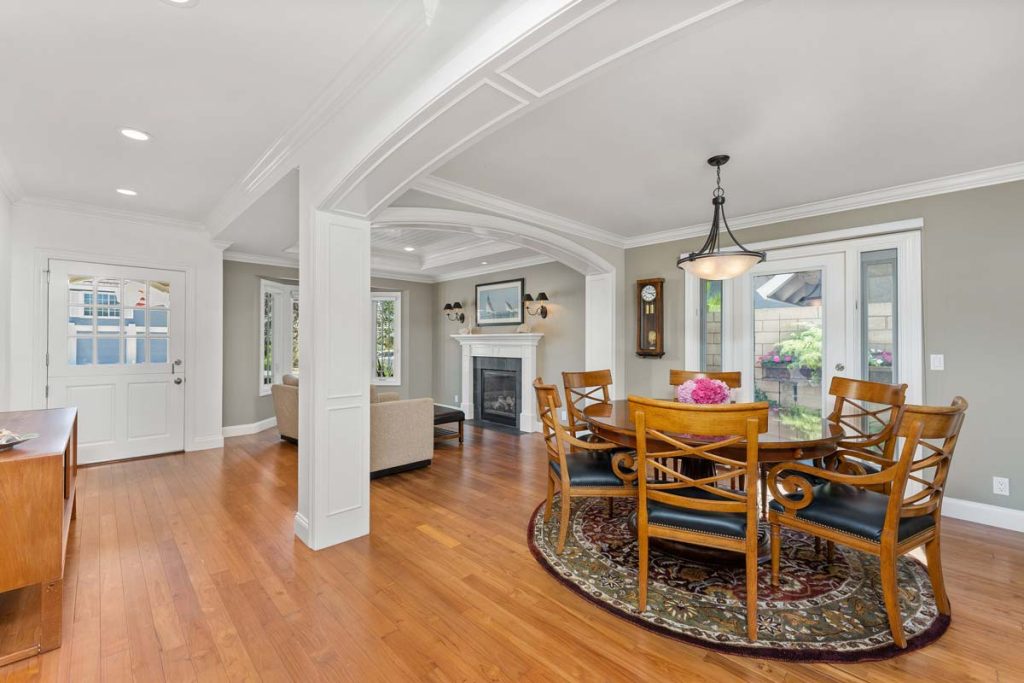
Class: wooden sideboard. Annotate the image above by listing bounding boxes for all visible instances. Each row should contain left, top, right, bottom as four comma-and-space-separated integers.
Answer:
0, 408, 77, 667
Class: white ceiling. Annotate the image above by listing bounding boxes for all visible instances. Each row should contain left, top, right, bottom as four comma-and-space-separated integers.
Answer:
433, 0, 1024, 237
0, 0, 506, 220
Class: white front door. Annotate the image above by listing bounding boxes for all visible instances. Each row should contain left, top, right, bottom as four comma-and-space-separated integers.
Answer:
47, 260, 186, 463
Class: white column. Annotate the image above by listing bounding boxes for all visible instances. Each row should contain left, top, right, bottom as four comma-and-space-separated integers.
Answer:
296, 208, 371, 550
459, 342, 473, 420
585, 272, 619, 397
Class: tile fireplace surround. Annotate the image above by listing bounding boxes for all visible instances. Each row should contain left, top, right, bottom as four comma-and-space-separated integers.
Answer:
451, 333, 542, 433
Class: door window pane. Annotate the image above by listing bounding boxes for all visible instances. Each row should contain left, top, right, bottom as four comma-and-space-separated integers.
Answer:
862, 249, 898, 384
65, 275, 172, 366
262, 291, 274, 387
753, 270, 824, 429
700, 279, 723, 372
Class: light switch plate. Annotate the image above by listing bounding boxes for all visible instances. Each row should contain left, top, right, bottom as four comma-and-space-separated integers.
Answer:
930, 354, 945, 371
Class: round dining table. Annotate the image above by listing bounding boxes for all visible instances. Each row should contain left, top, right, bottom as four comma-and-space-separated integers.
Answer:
582, 399, 846, 563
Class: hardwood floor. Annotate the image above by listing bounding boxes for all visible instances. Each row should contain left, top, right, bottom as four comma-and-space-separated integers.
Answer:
2, 425, 1022, 682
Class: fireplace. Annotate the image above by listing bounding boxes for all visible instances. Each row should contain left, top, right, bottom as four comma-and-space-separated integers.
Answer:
474, 357, 522, 429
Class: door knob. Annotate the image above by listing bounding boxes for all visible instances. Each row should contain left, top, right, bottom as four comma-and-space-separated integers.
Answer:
834, 363, 845, 372
174, 377, 183, 385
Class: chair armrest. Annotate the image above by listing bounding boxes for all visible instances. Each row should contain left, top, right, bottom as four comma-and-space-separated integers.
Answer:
561, 430, 617, 452
766, 460, 897, 512
611, 452, 638, 483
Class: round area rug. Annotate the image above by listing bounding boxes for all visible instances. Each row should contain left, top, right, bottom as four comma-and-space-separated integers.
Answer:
528, 497, 948, 662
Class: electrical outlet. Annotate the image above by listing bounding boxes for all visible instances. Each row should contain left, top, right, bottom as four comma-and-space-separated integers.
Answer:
930, 354, 945, 371
993, 477, 1010, 496
454, 394, 459, 404
560, 409, 567, 421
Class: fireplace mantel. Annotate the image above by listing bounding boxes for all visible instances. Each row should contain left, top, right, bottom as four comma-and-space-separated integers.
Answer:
451, 333, 543, 432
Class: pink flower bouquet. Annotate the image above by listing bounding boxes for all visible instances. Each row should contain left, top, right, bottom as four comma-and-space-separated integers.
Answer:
676, 377, 731, 405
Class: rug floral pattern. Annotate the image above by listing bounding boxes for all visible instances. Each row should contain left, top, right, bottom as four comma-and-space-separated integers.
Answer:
529, 497, 947, 661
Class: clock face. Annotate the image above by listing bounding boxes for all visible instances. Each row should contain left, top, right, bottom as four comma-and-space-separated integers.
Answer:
641, 284, 657, 302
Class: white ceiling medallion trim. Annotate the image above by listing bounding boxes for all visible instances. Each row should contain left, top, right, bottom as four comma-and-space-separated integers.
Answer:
496, 0, 748, 98
16, 196, 203, 232
223, 250, 298, 268
0, 145, 25, 202
374, 206, 615, 276
433, 254, 556, 283
413, 175, 626, 248
625, 161, 1024, 249
330, 78, 531, 217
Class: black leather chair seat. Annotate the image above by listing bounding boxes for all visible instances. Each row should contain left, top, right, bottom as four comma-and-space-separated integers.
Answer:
769, 482, 934, 542
433, 405, 466, 424
551, 453, 628, 488
646, 487, 749, 539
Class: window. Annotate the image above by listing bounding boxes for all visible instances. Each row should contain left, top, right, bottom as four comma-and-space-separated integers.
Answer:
258, 279, 299, 395
699, 279, 723, 372
67, 275, 170, 365
372, 291, 401, 385
861, 249, 898, 384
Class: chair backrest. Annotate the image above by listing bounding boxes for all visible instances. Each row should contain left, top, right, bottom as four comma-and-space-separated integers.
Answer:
562, 369, 614, 435
668, 369, 742, 389
628, 396, 769, 528
534, 378, 569, 479
885, 397, 968, 528
827, 376, 908, 459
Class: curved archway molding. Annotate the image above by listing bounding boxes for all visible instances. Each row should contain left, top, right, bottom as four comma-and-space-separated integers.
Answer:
373, 206, 623, 405
373, 207, 615, 276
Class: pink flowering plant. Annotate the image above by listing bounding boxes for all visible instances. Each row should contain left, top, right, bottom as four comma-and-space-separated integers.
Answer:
676, 377, 732, 405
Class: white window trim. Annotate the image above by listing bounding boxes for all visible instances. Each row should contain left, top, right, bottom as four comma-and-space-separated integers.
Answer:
372, 291, 402, 386
259, 279, 299, 396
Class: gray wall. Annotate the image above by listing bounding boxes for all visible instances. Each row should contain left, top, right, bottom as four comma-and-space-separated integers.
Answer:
222, 260, 299, 427
433, 261, 586, 406
371, 276, 435, 400
624, 180, 1024, 510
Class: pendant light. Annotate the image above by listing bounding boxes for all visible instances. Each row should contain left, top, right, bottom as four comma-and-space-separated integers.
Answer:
676, 155, 765, 280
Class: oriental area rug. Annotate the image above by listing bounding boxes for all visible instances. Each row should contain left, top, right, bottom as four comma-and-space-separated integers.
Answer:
528, 497, 948, 662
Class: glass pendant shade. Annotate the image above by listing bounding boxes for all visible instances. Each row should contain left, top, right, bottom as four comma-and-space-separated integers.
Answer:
676, 155, 765, 280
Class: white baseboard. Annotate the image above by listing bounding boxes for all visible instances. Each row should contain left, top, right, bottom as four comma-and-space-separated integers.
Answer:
222, 416, 277, 438
294, 512, 310, 545
188, 434, 225, 451
943, 497, 1024, 534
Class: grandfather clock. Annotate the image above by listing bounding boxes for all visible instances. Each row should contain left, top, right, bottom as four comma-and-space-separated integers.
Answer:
635, 278, 665, 358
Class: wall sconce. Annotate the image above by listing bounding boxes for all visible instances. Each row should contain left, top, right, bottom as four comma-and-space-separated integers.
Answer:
523, 292, 550, 319
443, 301, 465, 323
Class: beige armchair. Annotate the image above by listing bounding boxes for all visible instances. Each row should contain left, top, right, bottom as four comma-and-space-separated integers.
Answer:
270, 376, 434, 477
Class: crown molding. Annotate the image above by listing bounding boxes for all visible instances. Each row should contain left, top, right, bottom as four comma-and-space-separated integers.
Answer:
433, 254, 555, 282
223, 250, 299, 269
624, 160, 1024, 249
370, 268, 435, 284
413, 175, 627, 248
418, 239, 520, 270
0, 145, 24, 203
16, 196, 204, 232
204, 1, 428, 234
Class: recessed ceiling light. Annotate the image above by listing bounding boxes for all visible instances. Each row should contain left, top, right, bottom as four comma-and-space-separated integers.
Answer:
120, 128, 151, 142
160, 0, 199, 6
116, 188, 138, 196
481, 261, 488, 265
403, 246, 416, 252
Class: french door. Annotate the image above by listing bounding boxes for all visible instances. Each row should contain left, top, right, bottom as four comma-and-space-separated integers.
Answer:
46, 260, 186, 463
685, 229, 923, 415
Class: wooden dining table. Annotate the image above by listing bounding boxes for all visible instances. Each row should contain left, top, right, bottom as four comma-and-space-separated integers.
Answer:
582, 399, 845, 562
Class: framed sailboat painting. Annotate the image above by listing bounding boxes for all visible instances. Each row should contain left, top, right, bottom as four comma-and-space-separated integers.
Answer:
475, 278, 525, 327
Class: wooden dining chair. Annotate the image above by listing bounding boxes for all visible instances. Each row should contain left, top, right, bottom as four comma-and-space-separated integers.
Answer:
828, 376, 908, 470
668, 369, 742, 389
629, 395, 769, 641
562, 369, 616, 442
767, 397, 967, 649
535, 379, 636, 554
